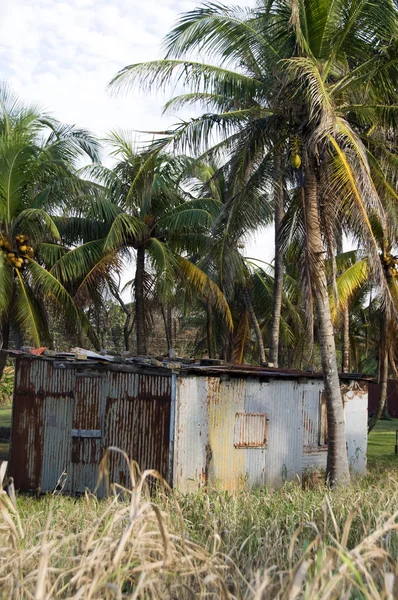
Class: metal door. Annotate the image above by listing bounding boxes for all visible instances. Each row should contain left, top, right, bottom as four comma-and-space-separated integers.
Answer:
71, 372, 106, 494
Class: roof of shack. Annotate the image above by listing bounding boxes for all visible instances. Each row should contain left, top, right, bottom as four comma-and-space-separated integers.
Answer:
1, 349, 373, 382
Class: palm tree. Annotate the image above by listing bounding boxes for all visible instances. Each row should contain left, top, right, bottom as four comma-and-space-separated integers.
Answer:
110, 0, 398, 484
52, 133, 232, 355
186, 158, 273, 362
332, 229, 398, 432
0, 85, 100, 376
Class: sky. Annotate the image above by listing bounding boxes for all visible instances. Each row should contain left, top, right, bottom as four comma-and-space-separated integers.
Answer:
0, 0, 273, 263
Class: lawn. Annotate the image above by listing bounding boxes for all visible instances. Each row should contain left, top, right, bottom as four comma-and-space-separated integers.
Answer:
0, 407, 11, 428
367, 417, 398, 467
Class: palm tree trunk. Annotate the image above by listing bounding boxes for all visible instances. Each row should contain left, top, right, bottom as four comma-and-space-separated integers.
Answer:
0, 320, 10, 381
369, 320, 389, 431
269, 152, 284, 367
243, 288, 267, 365
336, 233, 350, 374
369, 342, 388, 432
304, 163, 350, 486
206, 302, 216, 358
161, 305, 172, 352
342, 307, 350, 373
135, 245, 147, 355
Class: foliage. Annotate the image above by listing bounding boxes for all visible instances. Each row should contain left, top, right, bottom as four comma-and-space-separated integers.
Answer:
0, 367, 13, 407
0, 84, 100, 349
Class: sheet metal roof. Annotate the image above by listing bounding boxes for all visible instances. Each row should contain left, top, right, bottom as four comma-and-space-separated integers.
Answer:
1, 349, 372, 381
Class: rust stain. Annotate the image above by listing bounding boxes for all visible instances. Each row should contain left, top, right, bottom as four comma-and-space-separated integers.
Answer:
234, 413, 269, 448
9, 392, 45, 490
10, 358, 173, 495
104, 372, 172, 486
207, 377, 221, 405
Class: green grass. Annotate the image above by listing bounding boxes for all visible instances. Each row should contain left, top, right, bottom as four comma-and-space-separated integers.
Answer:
367, 417, 398, 467
0, 407, 11, 428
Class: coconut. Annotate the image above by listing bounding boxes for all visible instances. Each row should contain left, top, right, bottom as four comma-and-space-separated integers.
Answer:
290, 154, 301, 169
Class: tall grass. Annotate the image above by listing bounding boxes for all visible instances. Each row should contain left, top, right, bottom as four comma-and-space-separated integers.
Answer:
1, 453, 398, 598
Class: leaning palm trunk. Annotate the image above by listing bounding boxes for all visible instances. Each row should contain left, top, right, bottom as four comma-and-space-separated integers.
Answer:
135, 245, 147, 355
0, 320, 10, 380
243, 288, 267, 365
206, 302, 216, 358
342, 307, 350, 373
269, 152, 284, 367
368, 329, 389, 432
304, 162, 350, 485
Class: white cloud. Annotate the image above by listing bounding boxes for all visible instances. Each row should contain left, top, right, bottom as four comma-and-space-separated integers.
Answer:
0, 0, 273, 263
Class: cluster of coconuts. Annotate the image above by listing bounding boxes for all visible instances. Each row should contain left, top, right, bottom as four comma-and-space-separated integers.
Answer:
0, 234, 34, 269
381, 252, 398, 277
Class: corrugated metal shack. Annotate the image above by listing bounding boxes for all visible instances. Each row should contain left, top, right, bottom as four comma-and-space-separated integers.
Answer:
7, 352, 369, 495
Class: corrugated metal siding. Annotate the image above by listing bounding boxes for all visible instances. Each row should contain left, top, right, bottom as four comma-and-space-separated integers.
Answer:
71, 372, 106, 494
234, 413, 269, 447
244, 379, 304, 489
9, 357, 368, 495
174, 377, 309, 492
104, 372, 172, 488
10, 358, 172, 495
173, 375, 209, 491
41, 394, 74, 492
173, 376, 368, 491
10, 358, 74, 491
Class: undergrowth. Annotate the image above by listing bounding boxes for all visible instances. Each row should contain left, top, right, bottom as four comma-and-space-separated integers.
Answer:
0, 366, 13, 407
1, 452, 398, 599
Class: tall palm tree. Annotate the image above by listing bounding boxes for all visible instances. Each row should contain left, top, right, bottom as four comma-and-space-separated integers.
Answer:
0, 85, 100, 375
186, 158, 273, 361
52, 133, 232, 355
110, 0, 398, 484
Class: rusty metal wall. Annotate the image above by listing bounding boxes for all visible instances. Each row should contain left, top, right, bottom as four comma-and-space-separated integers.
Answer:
104, 370, 172, 489
10, 358, 75, 491
9, 357, 368, 495
174, 376, 307, 492
9, 358, 172, 495
173, 376, 368, 491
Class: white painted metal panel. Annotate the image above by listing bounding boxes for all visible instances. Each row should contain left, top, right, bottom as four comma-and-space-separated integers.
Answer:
343, 380, 368, 475
173, 375, 209, 491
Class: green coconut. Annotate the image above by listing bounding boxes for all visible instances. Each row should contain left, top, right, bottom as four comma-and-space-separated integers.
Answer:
290, 153, 301, 169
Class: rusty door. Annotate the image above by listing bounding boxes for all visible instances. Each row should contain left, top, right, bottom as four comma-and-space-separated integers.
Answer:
70, 371, 106, 494
104, 371, 172, 489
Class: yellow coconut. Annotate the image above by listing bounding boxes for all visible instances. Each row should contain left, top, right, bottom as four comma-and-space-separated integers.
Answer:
290, 154, 302, 169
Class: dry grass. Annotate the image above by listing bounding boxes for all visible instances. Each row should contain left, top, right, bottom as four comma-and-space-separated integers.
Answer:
1, 451, 398, 599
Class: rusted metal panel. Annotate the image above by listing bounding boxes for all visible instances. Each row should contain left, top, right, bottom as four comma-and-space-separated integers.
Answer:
9, 354, 368, 496
104, 371, 172, 489
41, 394, 74, 492
244, 378, 304, 489
234, 413, 269, 448
10, 357, 74, 491
9, 391, 45, 490
70, 372, 106, 494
